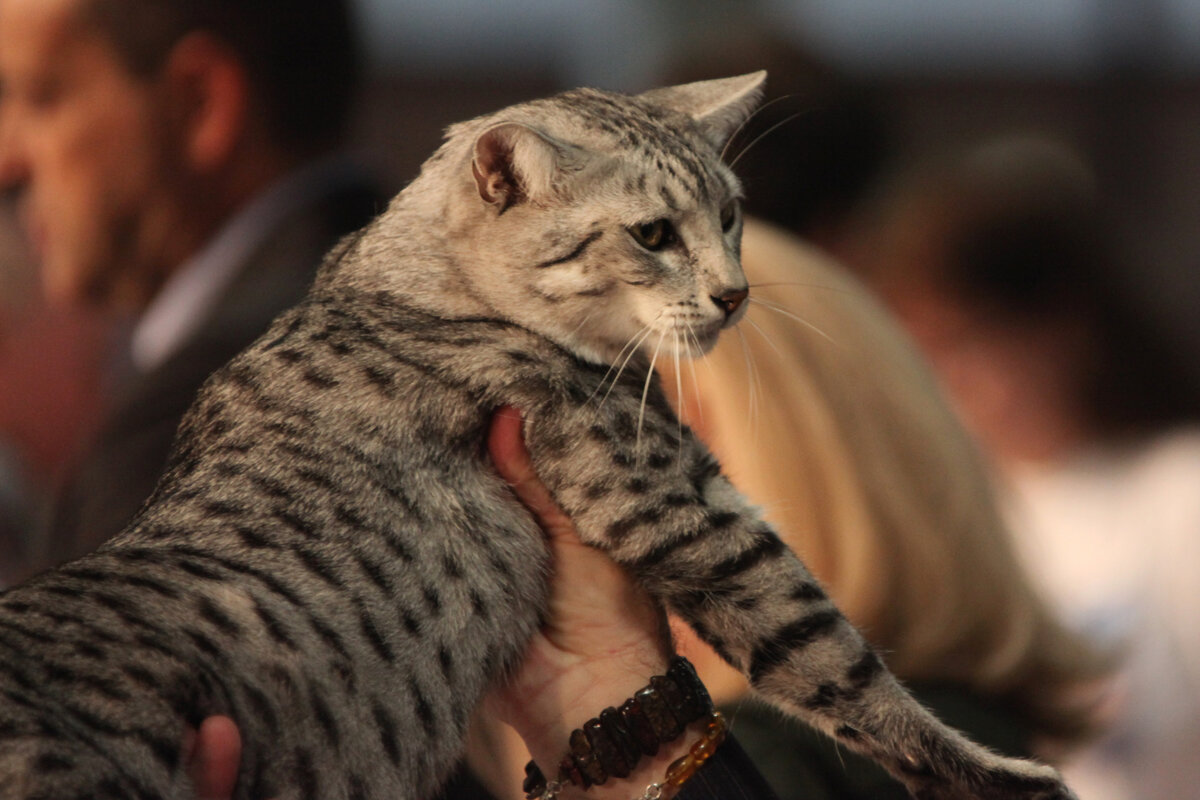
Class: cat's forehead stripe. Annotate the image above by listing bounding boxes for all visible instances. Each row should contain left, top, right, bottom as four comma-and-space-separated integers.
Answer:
555, 89, 725, 203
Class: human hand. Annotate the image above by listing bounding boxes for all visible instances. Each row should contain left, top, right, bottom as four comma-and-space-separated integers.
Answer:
484, 406, 675, 771
184, 715, 242, 800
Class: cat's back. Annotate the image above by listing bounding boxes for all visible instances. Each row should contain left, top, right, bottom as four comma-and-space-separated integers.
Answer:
0, 287, 566, 800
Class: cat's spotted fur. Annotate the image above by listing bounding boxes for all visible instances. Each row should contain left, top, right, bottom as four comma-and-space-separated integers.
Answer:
0, 74, 1074, 800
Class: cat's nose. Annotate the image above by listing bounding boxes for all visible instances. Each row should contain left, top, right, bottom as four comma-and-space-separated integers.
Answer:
713, 288, 749, 318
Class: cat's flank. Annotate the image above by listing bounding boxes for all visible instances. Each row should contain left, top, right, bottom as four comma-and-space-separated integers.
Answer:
0, 74, 1074, 800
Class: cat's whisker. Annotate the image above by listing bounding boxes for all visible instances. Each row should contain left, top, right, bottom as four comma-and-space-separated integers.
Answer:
683, 321, 706, 362
748, 297, 839, 346
600, 323, 655, 386
601, 325, 651, 386
594, 325, 655, 407
637, 331, 667, 455
719, 93, 803, 163
739, 314, 785, 362
568, 309, 598, 340
728, 109, 812, 171
683, 322, 708, 429
672, 330, 685, 459
748, 280, 854, 297
735, 326, 762, 441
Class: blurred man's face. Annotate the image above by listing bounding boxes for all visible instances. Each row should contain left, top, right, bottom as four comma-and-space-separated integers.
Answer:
0, 0, 188, 309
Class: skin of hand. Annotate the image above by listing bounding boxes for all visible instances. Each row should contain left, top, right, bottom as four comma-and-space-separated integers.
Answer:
185, 716, 242, 800
187, 406, 685, 799
481, 406, 674, 765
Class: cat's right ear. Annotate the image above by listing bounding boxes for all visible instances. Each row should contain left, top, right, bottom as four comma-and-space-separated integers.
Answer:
472, 123, 565, 212
636, 71, 767, 153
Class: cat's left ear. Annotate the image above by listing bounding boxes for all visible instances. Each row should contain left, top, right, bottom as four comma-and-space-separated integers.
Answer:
472, 123, 575, 212
636, 71, 767, 153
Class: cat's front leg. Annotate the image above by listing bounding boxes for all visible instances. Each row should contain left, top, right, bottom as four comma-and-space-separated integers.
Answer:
522, 393, 1075, 800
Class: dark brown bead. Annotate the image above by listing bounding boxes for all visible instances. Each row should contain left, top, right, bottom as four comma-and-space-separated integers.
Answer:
585, 717, 631, 778
599, 706, 642, 771
636, 684, 683, 740
523, 761, 547, 799
569, 727, 606, 786
669, 656, 713, 716
651, 675, 695, 725
557, 754, 586, 788
619, 696, 661, 756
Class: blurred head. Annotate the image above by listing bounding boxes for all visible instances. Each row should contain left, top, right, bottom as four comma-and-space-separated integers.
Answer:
853, 136, 1200, 458
0, 0, 361, 310
664, 219, 1108, 750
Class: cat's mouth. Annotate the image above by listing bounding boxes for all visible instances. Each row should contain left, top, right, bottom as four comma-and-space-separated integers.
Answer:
642, 312, 729, 360
659, 321, 723, 359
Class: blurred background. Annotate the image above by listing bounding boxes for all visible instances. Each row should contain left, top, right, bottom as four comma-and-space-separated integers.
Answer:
344, 0, 1200, 371
343, 0, 1200, 354
6, 0, 1200, 362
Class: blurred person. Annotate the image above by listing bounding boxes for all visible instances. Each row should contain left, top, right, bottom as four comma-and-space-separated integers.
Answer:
851, 136, 1200, 799
0, 294, 114, 582
457, 219, 1108, 800
0, 216, 115, 584
0, 0, 385, 577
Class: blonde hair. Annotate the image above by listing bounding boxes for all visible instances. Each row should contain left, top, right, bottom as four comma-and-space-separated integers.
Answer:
663, 219, 1107, 748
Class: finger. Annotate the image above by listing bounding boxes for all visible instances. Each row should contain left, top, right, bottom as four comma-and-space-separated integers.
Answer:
487, 406, 575, 540
188, 715, 242, 800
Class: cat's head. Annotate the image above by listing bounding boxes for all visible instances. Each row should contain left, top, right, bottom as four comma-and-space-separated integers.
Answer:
441, 72, 765, 366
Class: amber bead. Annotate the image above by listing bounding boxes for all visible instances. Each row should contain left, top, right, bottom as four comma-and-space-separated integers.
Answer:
619, 696, 661, 756
650, 675, 692, 723
668, 656, 713, 714
557, 753, 585, 788
690, 735, 718, 763
706, 715, 727, 746
667, 657, 711, 719
522, 761, 547, 798
568, 728, 606, 786
636, 685, 683, 740
599, 706, 642, 771
585, 717, 631, 779
664, 753, 702, 787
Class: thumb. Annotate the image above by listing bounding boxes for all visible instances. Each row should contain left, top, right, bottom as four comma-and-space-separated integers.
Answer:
487, 406, 574, 541
187, 716, 241, 800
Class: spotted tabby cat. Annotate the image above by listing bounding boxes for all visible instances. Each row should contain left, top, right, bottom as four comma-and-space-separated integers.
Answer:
0, 73, 1074, 800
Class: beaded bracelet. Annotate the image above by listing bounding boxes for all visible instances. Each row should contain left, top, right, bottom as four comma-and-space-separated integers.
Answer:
523, 656, 716, 800
532, 712, 727, 800
632, 711, 726, 800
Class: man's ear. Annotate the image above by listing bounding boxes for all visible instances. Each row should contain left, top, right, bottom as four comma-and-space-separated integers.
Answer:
162, 32, 250, 172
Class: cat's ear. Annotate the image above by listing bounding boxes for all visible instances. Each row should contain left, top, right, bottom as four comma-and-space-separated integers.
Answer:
636, 71, 766, 152
472, 123, 569, 212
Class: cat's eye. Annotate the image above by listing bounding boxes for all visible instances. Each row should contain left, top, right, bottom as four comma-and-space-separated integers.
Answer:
720, 201, 740, 233
629, 219, 676, 251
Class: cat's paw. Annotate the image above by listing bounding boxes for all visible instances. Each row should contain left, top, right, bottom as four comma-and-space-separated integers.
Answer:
903, 749, 1077, 800
970, 756, 1077, 800
914, 780, 1077, 800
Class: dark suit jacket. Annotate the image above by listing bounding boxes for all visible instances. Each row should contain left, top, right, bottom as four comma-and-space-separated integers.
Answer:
39, 175, 386, 572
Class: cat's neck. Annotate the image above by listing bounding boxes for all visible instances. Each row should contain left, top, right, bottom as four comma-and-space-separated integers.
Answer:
325, 153, 502, 322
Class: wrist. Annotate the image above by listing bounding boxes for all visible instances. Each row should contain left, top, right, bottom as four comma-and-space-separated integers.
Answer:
521, 657, 720, 800
507, 642, 671, 765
